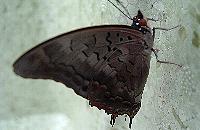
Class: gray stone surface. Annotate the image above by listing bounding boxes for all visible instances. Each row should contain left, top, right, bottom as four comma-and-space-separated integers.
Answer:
0, 0, 199, 130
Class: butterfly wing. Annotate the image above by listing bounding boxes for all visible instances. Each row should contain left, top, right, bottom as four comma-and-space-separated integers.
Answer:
13, 25, 152, 117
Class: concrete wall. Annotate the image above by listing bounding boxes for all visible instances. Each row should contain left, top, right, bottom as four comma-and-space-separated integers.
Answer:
0, 0, 199, 130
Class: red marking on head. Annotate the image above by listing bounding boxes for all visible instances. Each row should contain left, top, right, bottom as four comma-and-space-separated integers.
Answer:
139, 19, 147, 26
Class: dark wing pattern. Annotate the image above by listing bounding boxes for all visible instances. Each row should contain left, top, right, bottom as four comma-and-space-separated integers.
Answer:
13, 25, 151, 127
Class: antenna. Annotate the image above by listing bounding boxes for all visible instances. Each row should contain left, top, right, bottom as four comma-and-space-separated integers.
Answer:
107, 0, 133, 20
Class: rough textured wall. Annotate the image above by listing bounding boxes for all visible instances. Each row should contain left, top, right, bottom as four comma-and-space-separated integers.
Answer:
0, 0, 199, 130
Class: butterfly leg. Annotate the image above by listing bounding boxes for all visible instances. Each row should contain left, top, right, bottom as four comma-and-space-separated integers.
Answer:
151, 48, 182, 67
147, 17, 159, 22
151, 25, 182, 67
152, 25, 180, 41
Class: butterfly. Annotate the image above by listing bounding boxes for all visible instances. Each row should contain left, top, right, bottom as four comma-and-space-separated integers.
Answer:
13, 0, 180, 128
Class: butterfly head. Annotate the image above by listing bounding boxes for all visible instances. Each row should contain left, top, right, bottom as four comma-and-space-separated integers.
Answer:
131, 10, 150, 33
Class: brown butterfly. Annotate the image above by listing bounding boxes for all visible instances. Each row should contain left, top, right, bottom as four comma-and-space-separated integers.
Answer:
13, 0, 180, 128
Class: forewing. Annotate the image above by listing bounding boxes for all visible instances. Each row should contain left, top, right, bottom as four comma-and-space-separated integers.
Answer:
13, 25, 147, 98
